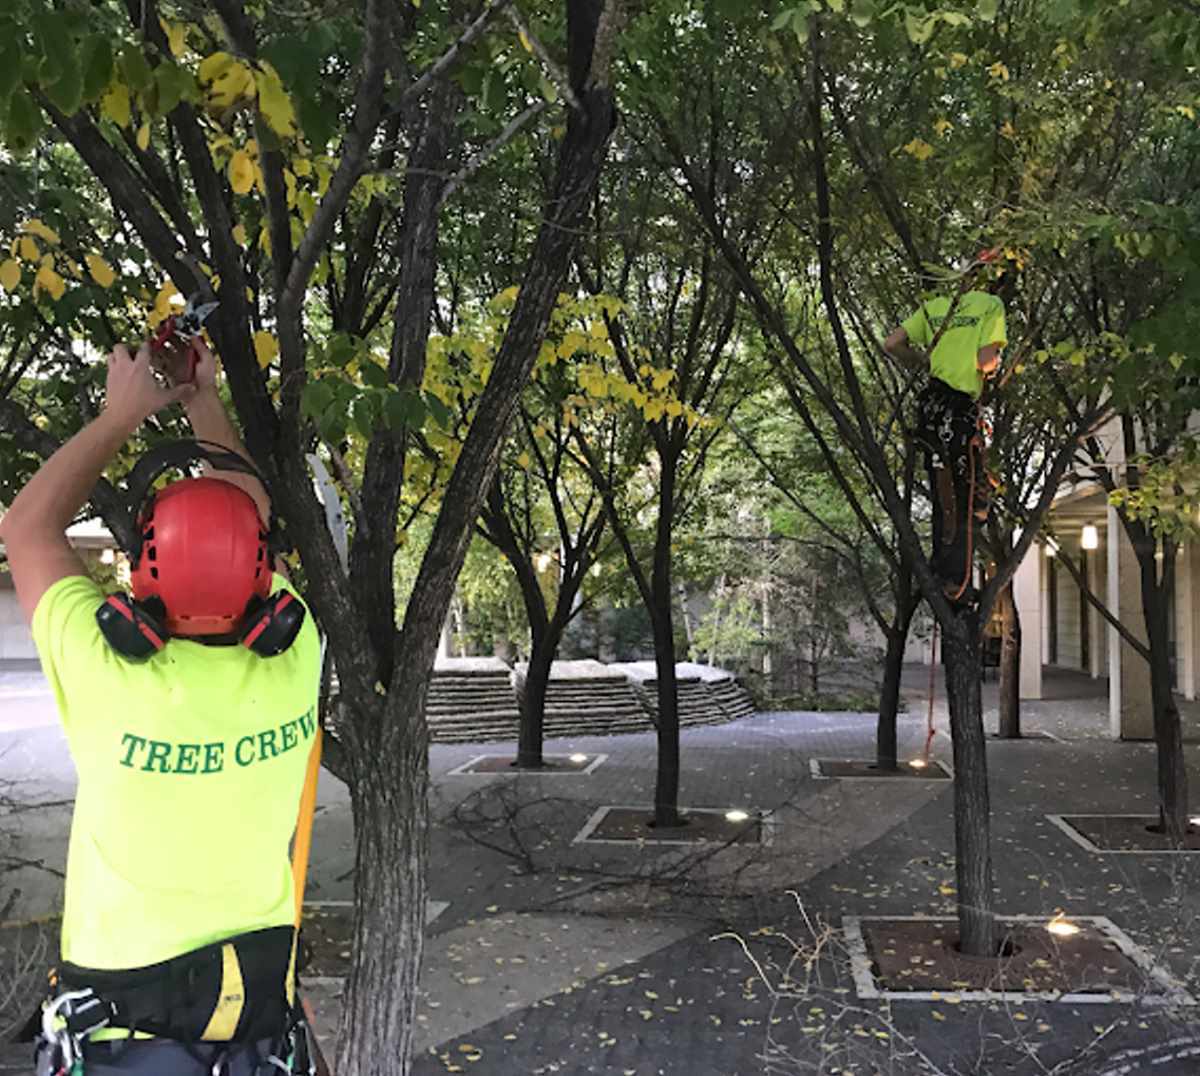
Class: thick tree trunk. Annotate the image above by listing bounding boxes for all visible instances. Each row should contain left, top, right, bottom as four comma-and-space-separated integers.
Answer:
940, 609, 998, 957
996, 581, 1022, 738
1137, 547, 1189, 841
876, 606, 915, 770
335, 697, 430, 1076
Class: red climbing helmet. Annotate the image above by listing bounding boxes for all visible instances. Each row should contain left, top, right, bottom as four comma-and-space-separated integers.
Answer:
130, 477, 270, 636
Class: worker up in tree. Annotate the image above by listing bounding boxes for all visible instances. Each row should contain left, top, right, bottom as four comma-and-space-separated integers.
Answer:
884, 250, 1007, 602
0, 338, 321, 1075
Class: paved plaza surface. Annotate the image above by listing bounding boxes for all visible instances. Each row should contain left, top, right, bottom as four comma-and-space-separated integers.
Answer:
0, 662, 1198, 1073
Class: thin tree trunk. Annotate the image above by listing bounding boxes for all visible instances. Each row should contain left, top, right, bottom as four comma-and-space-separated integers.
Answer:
677, 583, 694, 650
941, 609, 998, 957
516, 626, 556, 768
1138, 545, 1189, 841
652, 458, 683, 828
996, 581, 1022, 738
707, 572, 725, 666
876, 604, 916, 770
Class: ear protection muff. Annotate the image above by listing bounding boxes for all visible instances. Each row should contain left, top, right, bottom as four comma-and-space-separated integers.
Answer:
239, 591, 306, 657
95, 594, 169, 660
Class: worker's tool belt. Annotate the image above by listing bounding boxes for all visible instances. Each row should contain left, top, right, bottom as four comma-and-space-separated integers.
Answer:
41, 925, 298, 1044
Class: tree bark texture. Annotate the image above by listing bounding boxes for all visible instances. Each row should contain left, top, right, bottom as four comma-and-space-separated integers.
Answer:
996, 581, 1022, 739
876, 604, 915, 770
1137, 543, 1190, 841
941, 609, 998, 957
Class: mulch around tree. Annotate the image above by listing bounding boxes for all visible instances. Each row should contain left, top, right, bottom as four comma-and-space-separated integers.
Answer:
579, 806, 766, 845
455, 753, 599, 775
299, 906, 354, 979
861, 918, 1147, 995
814, 759, 952, 780
1059, 814, 1200, 852
989, 731, 1058, 742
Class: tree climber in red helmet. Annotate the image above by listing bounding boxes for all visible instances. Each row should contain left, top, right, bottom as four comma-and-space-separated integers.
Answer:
884, 250, 1008, 603
0, 339, 321, 1075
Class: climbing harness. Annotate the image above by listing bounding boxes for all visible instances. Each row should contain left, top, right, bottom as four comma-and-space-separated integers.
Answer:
31, 927, 318, 1074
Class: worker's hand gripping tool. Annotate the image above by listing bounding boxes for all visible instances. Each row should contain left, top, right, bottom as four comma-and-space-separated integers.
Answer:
148, 294, 218, 385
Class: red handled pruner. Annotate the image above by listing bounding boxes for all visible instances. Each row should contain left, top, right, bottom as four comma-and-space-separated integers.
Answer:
149, 294, 218, 383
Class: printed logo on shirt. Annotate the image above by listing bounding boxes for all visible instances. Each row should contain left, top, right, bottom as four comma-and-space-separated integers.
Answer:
118, 707, 316, 775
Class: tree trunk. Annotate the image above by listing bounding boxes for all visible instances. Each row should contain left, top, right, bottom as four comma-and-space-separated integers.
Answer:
940, 609, 998, 957
335, 698, 429, 1076
876, 606, 915, 770
1137, 544, 1189, 841
651, 457, 683, 828
516, 626, 556, 768
996, 581, 1022, 738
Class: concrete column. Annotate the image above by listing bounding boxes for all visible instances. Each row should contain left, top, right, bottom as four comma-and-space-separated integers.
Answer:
1107, 505, 1153, 740
1179, 541, 1200, 701
1014, 544, 1043, 700
1089, 540, 1105, 680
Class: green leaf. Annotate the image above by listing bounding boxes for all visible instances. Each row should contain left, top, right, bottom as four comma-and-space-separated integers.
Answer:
32, 13, 70, 87
351, 393, 379, 439
792, 10, 811, 42
120, 44, 153, 93
301, 379, 336, 418
44, 53, 83, 115
326, 332, 357, 367
80, 37, 113, 103
0, 42, 23, 102
154, 63, 196, 115
905, 9, 935, 43
384, 389, 425, 430
850, 0, 875, 23
5, 88, 44, 153
977, 0, 998, 22
359, 359, 389, 388
423, 391, 453, 429
770, 8, 796, 30
298, 94, 338, 149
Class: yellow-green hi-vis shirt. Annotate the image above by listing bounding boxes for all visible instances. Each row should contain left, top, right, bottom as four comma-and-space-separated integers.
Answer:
901, 290, 1008, 400
31, 573, 320, 971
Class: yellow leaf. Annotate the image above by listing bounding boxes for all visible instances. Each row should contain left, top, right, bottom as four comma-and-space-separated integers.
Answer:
253, 331, 279, 368
22, 219, 61, 245
517, 452, 531, 469
18, 236, 40, 262
519, 30, 533, 53
665, 399, 683, 417
229, 149, 255, 195
102, 81, 132, 128
902, 138, 934, 161
934, 118, 953, 138
232, 224, 248, 246
0, 260, 20, 292
209, 61, 255, 110
950, 52, 968, 69
160, 20, 187, 58
34, 264, 66, 301
136, 122, 150, 151
650, 368, 675, 390
988, 61, 1010, 81
85, 253, 116, 288
198, 51, 236, 84
292, 157, 312, 177
254, 65, 297, 138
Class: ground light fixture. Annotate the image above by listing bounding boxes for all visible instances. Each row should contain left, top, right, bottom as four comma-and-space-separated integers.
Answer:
724, 809, 750, 823
908, 758, 928, 769
1046, 913, 1081, 938
1081, 524, 1099, 550
569, 753, 588, 763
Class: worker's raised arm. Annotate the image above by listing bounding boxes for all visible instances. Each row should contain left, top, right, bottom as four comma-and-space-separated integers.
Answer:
884, 326, 928, 370
183, 339, 271, 528
0, 345, 194, 621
